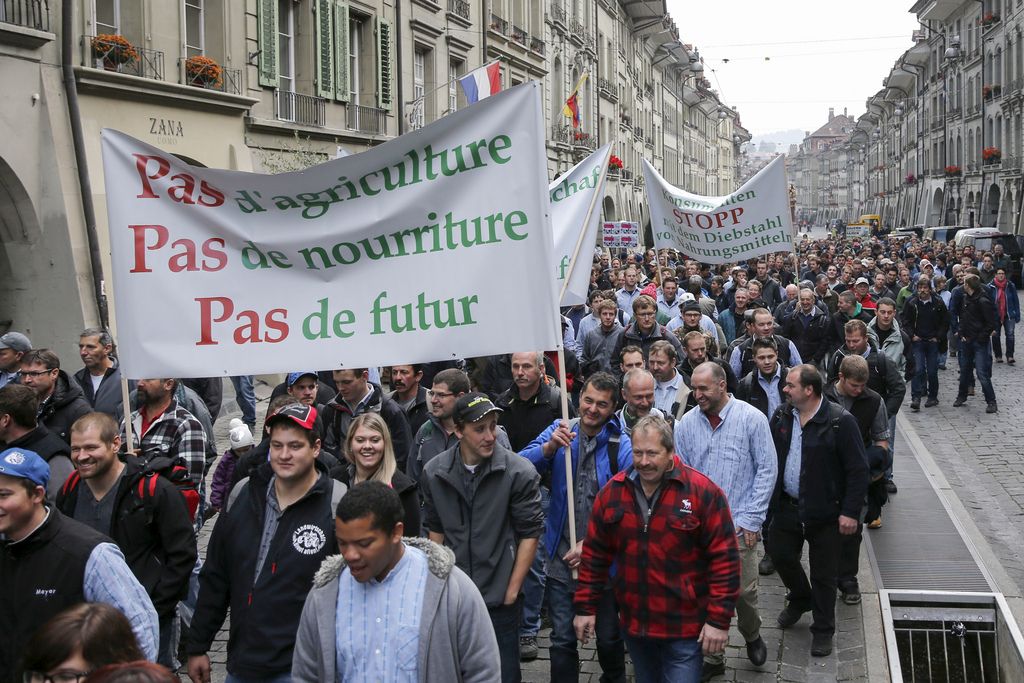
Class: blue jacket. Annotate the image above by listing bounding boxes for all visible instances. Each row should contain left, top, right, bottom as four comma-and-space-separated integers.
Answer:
987, 280, 1020, 323
520, 418, 632, 559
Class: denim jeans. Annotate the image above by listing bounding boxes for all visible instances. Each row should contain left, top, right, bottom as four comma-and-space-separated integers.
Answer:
521, 487, 550, 638
911, 339, 940, 400
547, 573, 626, 682
156, 612, 180, 671
624, 635, 702, 683
230, 375, 256, 429
489, 595, 524, 683
992, 318, 1016, 359
958, 338, 996, 403
885, 414, 897, 481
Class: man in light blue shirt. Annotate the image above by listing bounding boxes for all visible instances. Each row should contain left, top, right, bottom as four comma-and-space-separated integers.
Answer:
292, 482, 499, 683
674, 363, 776, 676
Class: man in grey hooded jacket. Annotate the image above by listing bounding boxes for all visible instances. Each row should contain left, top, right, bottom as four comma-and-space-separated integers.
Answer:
292, 481, 499, 682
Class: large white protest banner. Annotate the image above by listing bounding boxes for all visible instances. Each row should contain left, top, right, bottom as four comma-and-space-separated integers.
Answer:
549, 144, 611, 306
102, 83, 561, 378
642, 155, 793, 264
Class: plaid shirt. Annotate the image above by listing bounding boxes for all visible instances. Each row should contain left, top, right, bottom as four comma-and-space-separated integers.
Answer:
122, 400, 207, 488
575, 457, 740, 639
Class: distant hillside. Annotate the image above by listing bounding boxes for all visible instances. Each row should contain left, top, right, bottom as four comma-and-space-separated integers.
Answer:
751, 129, 806, 149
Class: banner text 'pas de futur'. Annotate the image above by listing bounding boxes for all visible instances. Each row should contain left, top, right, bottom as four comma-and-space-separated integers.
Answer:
643, 156, 794, 264
102, 84, 560, 378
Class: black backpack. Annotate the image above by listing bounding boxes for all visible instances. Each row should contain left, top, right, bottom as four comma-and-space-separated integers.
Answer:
61, 456, 200, 522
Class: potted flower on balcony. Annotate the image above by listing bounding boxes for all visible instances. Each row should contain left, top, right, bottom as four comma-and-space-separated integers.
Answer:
185, 55, 223, 88
608, 154, 624, 171
984, 85, 993, 99
91, 34, 138, 71
983, 11, 1000, 27
905, 173, 917, 185
983, 146, 1002, 163
945, 165, 962, 177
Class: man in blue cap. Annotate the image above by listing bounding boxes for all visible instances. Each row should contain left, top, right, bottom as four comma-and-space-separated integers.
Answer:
0, 447, 159, 682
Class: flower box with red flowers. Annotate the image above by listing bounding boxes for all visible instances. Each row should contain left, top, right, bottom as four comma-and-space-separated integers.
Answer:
92, 34, 139, 66
983, 147, 1002, 163
608, 155, 624, 170
185, 55, 223, 88
944, 165, 962, 177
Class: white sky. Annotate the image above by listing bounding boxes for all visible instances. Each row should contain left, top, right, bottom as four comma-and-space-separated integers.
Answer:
664, 0, 921, 137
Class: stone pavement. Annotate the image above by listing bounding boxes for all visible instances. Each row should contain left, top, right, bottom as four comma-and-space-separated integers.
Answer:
186, 377, 878, 682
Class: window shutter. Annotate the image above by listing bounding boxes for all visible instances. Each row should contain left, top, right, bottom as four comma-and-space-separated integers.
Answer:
376, 16, 393, 108
334, 2, 350, 102
315, 0, 335, 99
257, 0, 279, 87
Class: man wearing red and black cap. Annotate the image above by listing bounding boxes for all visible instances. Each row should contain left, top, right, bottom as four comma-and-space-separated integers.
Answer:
187, 404, 344, 683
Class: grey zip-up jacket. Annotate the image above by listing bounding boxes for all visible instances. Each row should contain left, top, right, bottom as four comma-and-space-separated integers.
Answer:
420, 442, 544, 607
291, 538, 499, 683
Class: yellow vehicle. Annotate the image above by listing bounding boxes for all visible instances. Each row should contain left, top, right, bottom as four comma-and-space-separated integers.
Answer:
844, 214, 881, 238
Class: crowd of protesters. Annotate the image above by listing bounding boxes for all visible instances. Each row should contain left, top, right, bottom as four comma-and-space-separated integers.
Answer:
0, 226, 1015, 683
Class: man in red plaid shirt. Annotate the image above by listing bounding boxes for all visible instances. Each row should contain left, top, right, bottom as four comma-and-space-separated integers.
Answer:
573, 416, 740, 682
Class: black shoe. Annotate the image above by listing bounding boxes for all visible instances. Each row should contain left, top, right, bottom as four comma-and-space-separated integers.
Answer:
811, 633, 833, 657
996, 357, 1004, 363
840, 586, 862, 605
700, 660, 726, 681
925, 398, 939, 407
953, 396, 967, 407
746, 636, 768, 666
777, 604, 808, 629
886, 479, 898, 494
1009, 357, 1015, 365
519, 636, 538, 661
987, 402, 998, 414
758, 554, 775, 575
910, 398, 921, 411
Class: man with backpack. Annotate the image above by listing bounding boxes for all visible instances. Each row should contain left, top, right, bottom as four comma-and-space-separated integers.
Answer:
520, 372, 633, 682
59, 412, 197, 668
187, 403, 344, 683
122, 378, 208, 491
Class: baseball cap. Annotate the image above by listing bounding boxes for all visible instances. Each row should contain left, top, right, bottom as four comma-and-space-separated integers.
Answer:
265, 403, 318, 432
454, 392, 502, 424
855, 277, 870, 286
228, 418, 254, 449
679, 292, 696, 302
919, 259, 933, 268
0, 332, 31, 353
682, 301, 702, 314
286, 371, 318, 387
0, 448, 49, 489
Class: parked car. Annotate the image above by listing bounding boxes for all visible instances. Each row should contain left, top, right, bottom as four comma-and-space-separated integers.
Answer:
954, 228, 1023, 286
892, 225, 924, 238
923, 225, 970, 244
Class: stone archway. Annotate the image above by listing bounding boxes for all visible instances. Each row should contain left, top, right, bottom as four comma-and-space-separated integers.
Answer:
986, 184, 1001, 227
602, 195, 616, 222
1000, 188, 1014, 232
0, 156, 42, 333
931, 187, 945, 226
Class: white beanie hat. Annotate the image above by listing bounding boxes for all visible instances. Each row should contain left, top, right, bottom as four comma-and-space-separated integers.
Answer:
228, 418, 254, 449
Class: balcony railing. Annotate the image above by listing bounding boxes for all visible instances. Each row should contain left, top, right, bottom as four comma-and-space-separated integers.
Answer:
275, 90, 326, 127
489, 13, 508, 36
184, 64, 241, 94
568, 16, 584, 37
551, 124, 572, 145
85, 35, 163, 81
2, 0, 49, 30
550, 2, 566, 28
931, 117, 944, 131
529, 35, 545, 55
512, 24, 528, 44
447, 0, 469, 21
598, 76, 616, 100
1002, 155, 1022, 171
347, 103, 387, 135
946, 106, 961, 118
572, 131, 597, 151
621, 169, 633, 181
1009, 77, 1024, 95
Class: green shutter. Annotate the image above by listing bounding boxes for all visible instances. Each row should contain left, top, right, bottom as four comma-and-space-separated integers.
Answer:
376, 16, 393, 108
334, 2, 350, 102
257, 0, 279, 87
315, 0, 335, 99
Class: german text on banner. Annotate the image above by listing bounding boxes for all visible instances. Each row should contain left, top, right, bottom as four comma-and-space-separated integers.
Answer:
642, 155, 793, 264
550, 144, 611, 306
101, 83, 560, 379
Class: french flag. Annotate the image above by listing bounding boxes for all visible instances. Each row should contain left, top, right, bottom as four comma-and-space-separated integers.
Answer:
458, 61, 502, 105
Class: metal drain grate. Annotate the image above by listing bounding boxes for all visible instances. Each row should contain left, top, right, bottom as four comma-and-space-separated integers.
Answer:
892, 604, 998, 682
864, 421, 992, 592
